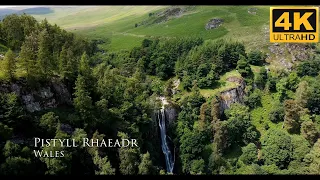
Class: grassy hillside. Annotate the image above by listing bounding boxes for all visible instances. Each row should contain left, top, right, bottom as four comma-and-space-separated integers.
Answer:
33, 6, 270, 51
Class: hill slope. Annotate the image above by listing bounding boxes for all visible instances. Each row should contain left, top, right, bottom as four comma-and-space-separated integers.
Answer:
0, 7, 53, 20
32, 6, 270, 51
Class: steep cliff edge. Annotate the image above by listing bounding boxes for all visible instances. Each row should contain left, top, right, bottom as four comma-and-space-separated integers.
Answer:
219, 76, 246, 114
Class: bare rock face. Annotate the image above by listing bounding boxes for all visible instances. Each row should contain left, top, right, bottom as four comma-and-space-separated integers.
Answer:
151, 7, 185, 24
159, 7, 184, 18
205, 18, 224, 30
267, 43, 313, 71
164, 105, 179, 127
0, 79, 72, 113
219, 77, 246, 114
172, 79, 181, 95
155, 96, 179, 127
59, 123, 74, 135
22, 94, 41, 112
248, 8, 258, 15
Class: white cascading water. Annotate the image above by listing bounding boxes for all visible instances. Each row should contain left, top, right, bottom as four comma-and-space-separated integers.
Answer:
158, 108, 175, 173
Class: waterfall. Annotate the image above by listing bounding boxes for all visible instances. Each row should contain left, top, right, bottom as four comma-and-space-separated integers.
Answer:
158, 108, 175, 173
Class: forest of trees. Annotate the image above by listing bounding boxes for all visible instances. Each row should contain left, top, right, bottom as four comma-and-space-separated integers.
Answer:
0, 14, 319, 175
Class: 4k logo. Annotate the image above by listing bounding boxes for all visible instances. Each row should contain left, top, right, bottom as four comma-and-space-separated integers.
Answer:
270, 7, 319, 43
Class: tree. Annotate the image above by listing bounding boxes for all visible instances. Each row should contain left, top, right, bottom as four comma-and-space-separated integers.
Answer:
71, 128, 87, 149
276, 78, 288, 102
92, 151, 115, 175
0, 157, 32, 175
59, 45, 78, 81
283, 100, 307, 134
0, 123, 13, 141
118, 132, 140, 175
2, 14, 24, 50
190, 159, 205, 175
19, 32, 39, 83
180, 128, 207, 173
39, 112, 59, 136
244, 89, 262, 109
306, 78, 320, 114
269, 102, 285, 123
79, 52, 94, 94
3, 49, 16, 81
212, 120, 228, 154
296, 60, 320, 77
304, 139, 320, 174
0, 22, 4, 41
59, 44, 68, 78
261, 129, 293, 169
287, 72, 300, 91
20, 14, 37, 37
254, 67, 267, 89
235, 164, 266, 174
260, 164, 280, 174
1, 93, 24, 130
225, 103, 259, 146
138, 152, 155, 175
266, 74, 277, 92
236, 55, 252, 78
65, 47, 78, 81
142, 39, 153, 48
208, 148, 226, 174
295, 81, 310, 108
37, 29, 52, 79
238, 143, 258, 165
40, 129, 72, 175
73, 75, 94, 128
301, 120, 319, 145
79, 52, 91, 77
291, 135, 311, 162
248, 50, 266, 65
86, 130, 105, 157
3, 141, 21, 157
164, 79, 174, 97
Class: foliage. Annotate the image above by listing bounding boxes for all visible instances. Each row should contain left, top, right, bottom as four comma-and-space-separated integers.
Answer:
244, 89, 262, 109
261, 129, 293, 169
225, 103, 260, 146
236, 55, 252, 78
39, 112, 60, 136
3, 49, 16, 81
269, 102, 285, 123
138, 152, 156, 175
238, 143, 258, 165
247, 50, 266, 66
92, 151, 115, 175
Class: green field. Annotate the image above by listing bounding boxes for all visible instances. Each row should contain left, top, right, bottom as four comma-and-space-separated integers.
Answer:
32, 6, 270, 52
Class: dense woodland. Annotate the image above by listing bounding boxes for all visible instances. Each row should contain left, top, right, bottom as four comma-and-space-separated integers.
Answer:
0, 14, 320, 175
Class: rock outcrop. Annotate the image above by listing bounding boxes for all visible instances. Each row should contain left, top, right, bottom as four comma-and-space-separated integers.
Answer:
248, 8, 258, 15
205, 18, 224, 30
219, 77, 246, 114
267, 43, 313, 71
0, 79, 72, 113
156, 96, 179, 127
163, 105, 179, 127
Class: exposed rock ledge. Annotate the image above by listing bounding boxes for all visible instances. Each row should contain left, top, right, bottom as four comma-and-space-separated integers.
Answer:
219, 77, 246, 114
0, 79, 72, 112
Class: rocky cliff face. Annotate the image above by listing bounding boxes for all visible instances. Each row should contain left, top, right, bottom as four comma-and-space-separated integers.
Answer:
219, 77, 246, 114
164, 107, 179, 127
152, 96, 179, 129
0, 79, 72, 113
